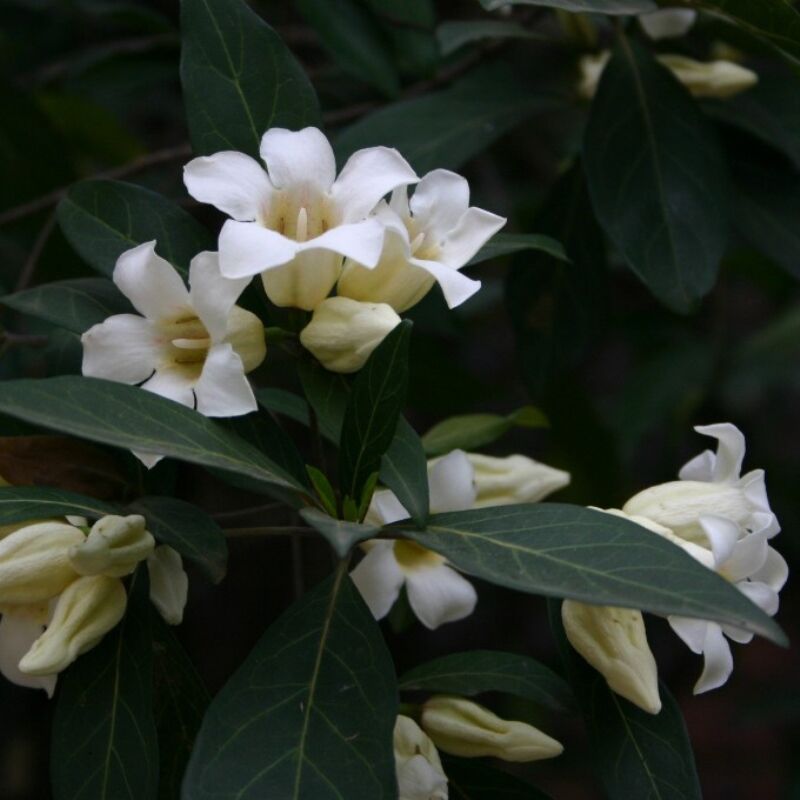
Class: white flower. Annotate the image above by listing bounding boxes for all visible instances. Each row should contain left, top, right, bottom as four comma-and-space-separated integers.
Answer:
351, 451, 478, 629
468, 452, 570, 507
623, 423, 779, 547
337, 169, 506, 312
82, 242, 266, 465
667, 514, 788, 694
394, 715, 448, 800
68, 514, 155, 578
638, 9, 697, 40
147, 546, 188, 626
0, 603, 57, 696
183, 127, 418, 310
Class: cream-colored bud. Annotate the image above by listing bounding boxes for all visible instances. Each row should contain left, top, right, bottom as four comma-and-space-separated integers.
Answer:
300, 296, 401, 373
68, 515, 155, 578
562, 600, 661, 714
467, 453, 570, 507
0, 523, 84, 605
261, 250, 342, 311
656, 55, 757, 98
19, 575, 127, 676
394, 715, 448, 800
421, 696, 563, 762
147, 546, 188, 625
226, 306, 267, 372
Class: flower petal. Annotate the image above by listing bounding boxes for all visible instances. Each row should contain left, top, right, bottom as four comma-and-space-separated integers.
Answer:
141, 369, 195, 408
436, 207, 506, 269
350, 542, 405, 620
331, 146, 418, 223
183, 151, 273, 221
694, 423, 746, 483
698, 515, 741, 569
428, 450, 477, 514
81, 315, 160, 385
638, 8, 697, 40
194, 344, 257, 417
409, 169, 470, 241
406, 564, 477, 629
365, 489, 410, 526
0, 612, 56, 696
409, 256, 482, 309
188, 251, 250, 340
724, 532, 768, 583
147, 546, 188, 625
298, 218, 386, 267
678, 449, 716, 482
113, 241, 190, 320
693, 623, 734, 694
750, 546, 788, 592
218, 220, 298, 278
737, 580, 780, 617
259, 127, 336, 192
668, 615, 708, 654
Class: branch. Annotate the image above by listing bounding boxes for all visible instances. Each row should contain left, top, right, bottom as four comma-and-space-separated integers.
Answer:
15, 211, 57, 292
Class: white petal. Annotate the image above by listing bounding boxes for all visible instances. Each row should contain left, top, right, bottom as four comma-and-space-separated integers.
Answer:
639, 9, 697, 40
331, 146, 418, 223
693, 623, 734, 694
409, 256, 482, 309
350, 542, 405, 620
218, 220, 299, 278
194, 344, 256, 418
722, 624, 754, 644
183, 151, 273, 221
0, 613, 56, 696
724, 532, 768, 583
694, 423, 746, 483
397, 754, 449, 800
741, 470, 779, 536
436, 207, 506, 270
427, 450, 477, 514
367, 489, 411, 526
147, 546, 188, 625
298, 218, 386, 268
409, 169, 470, 241
737, 581, 780, 617
698, 515, 741, 569
113, 241, 190, 320
141, 369, 195, 408
750, 546, 788, 592
406, 564, 477, 629
188, 251, 250, 340
678, 449, 716, 482
259, 127, 336, 192
81, 315, 160, 384
135, 451, 164, 470
668, 615, 708, 654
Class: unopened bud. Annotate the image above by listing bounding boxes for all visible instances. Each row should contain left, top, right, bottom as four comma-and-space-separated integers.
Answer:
467, 453, 570, 507
657, 55, 757, 98
68, 514, 154, 578
394, 715, 448, 800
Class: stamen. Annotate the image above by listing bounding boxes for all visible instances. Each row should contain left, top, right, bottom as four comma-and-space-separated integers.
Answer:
296, 207, 308, 242
172, 337, 212, 350
410, 231, 426, 253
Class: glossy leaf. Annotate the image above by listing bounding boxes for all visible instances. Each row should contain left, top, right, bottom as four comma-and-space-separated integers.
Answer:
478, 0, 654, 12
0, 485, 118, 524
183, 569, 398, 799
399, 650, 574, 713
437, 20, 541, 57
180, 0, 320, 158
298, 360, 351, 444
469, 232, 568, 266
300, 508, 380, 557
394, 503, 786, 645
379, 416, 429, 528
584, 37, 730, 313
256, 388, 311, 427
446, 760, 552, 800
129, 496, 228, 583
339, 321, 412, 502
51, 569, 158, 800
1, 278, 132, 334
58, 179, 214, 277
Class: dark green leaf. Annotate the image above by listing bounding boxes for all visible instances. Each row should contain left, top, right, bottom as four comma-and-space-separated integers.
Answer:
469, 232, 569, 266
584, 37, 730, 312
183, 569, 398, 799
380, 417, 429, 528
58, 179, 214, 277
180, 0, 321, 158
1, 278, 132, 334
52, 569, 158, 800
437, 20, 541, 57
394, 504, 786, 645
399, 650, 574, 713
0, 377, 305, 495
298, 360, 351, 444
300, 508, 380, 557
129, 496, 227, 584
336, 62, 560, 173
256, 388, 311, 427
478, 0, 654, 12
306, 466, 338, 517
446, 759, 552, 800
0, 486, 118, 524
339, 320, 412, 502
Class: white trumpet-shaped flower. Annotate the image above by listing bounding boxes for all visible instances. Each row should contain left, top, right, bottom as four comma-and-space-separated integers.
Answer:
394, 715, 449, 800
184, 127, 418, 310
0, 602, 57, 696
337, 169, 506, 312
82, 242, 266, 465
638, 8, 697, 40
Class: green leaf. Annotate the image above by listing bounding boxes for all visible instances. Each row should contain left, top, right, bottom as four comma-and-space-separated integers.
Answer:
399, 650, 574, 713
298, 360, 351, 444
0, 486, 118, 524
306, 466, 339, 517
549, 599, 702, 800
437, 20, 541, 57
300, 508, 380, 557
379, 417, 430, 528
183, 569, 398, 799
295, 0, 399, 96
469, 232, 569, 266
583, 37, 730, 313
51, 569, 158, 800
394, 504, 786, 645
1, 278, 132, 334
129, 496, 228, 584
446, 759, 552, 800
478, 0, 654, 12
180, 0, 321, 158
256, 388, 311, 427
151, 616, 211, 800
339, 320, 412, 502
421, 407, 548, 457
58, 179, 214, 277
336, 62, 560, 173
0, 377, 305, 496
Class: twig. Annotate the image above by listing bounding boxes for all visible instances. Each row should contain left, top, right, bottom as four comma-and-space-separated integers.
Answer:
211, 502, 283, 521
223, 525, 315, 538
15, 211, 57, 292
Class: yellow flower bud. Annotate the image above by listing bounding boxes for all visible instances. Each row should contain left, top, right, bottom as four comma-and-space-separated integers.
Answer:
226, 306, 267, 373
467, 453, 570, 507
656, 55, 757, 98
421, 696, 563, 762
18, 575, 127, 676
0, 522, 84, 605
394, 715, 448, 800
562, 600, 661, 714
299, 296, 401, 373
68, 514, 155, 578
